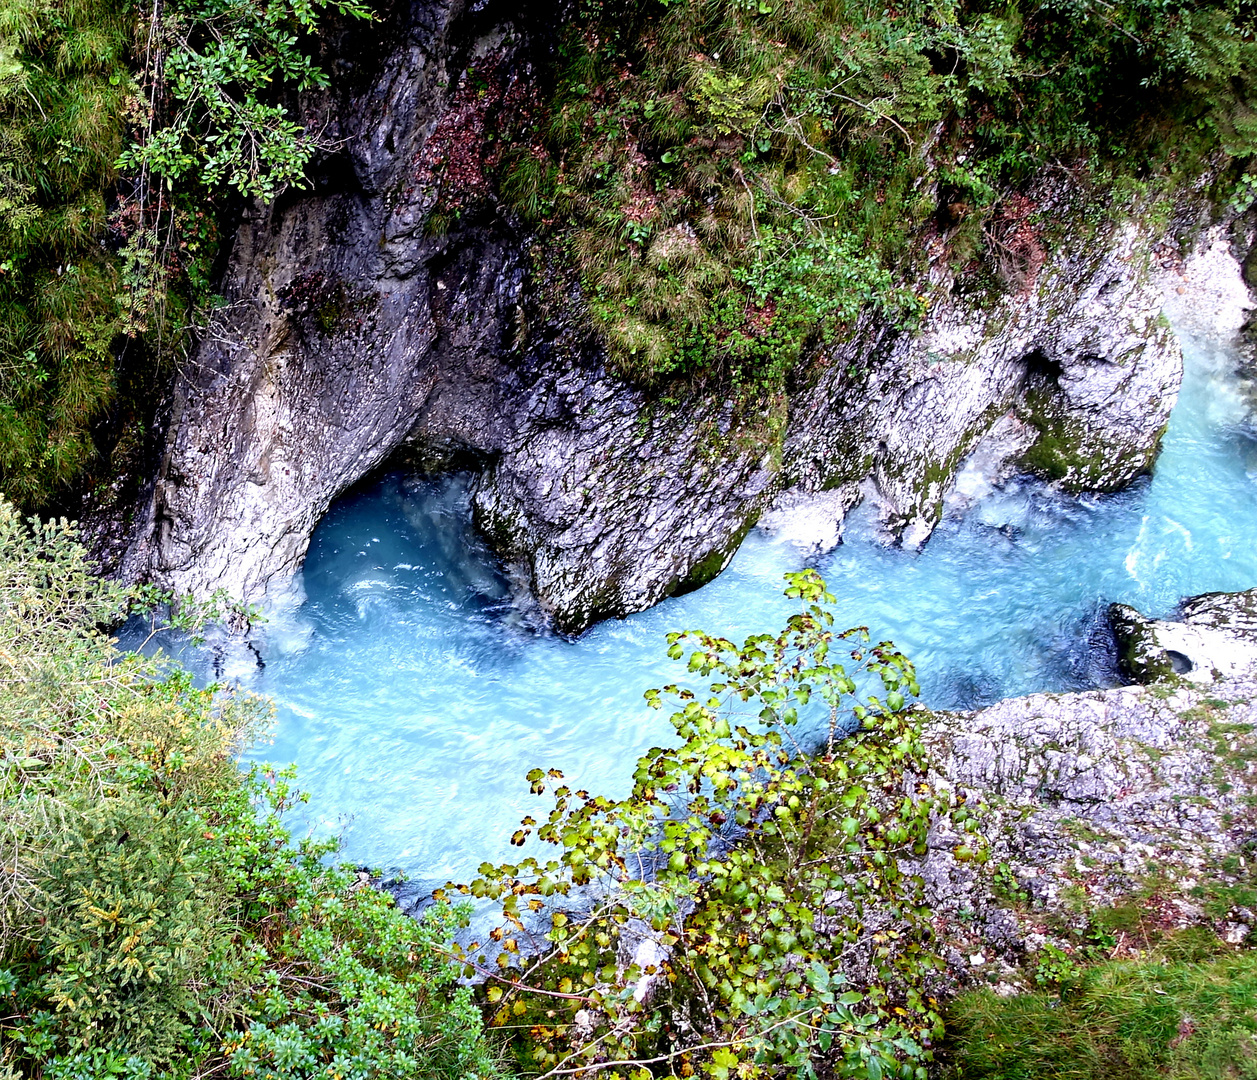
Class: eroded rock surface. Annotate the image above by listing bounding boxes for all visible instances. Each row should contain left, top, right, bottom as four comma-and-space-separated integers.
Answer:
110, 0, 1189, 631
917, 676, 1257, 991
1111, 588, 1257, 684
780, 208, 1182, 544
110, 3, 538, 609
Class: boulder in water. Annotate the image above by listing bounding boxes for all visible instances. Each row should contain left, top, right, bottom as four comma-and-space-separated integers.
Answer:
1110, 589, 1257, 684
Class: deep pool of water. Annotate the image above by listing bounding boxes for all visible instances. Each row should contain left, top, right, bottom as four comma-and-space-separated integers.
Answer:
208, 329, 1257, 890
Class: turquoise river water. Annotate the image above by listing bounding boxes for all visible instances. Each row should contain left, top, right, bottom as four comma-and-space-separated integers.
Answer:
203, 328, 1257, 892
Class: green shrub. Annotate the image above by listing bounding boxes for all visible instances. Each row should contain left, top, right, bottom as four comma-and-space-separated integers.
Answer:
0, 499, 502, 1079
0, 0, 369, 510
0, 0, 132, 507
497, 0, 1257, 391
460, 569, 977, 1078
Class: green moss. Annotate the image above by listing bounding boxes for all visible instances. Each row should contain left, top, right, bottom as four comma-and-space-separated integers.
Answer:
1020, 432, 1098, 483
495, 0, 1257, 395
317, 300, 341, 333
1200, 715, 1257, 794
675, 508, 759, 594
1108, 604, 1181, 683
1017, 387, 1128, 490
914, 435, 980, 521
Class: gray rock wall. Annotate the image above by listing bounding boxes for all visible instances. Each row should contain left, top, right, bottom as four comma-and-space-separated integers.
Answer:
115, 1, 535, 607
783, 209, 1181, 543
113, 0, 1187, 632
916, 676, 1257, 990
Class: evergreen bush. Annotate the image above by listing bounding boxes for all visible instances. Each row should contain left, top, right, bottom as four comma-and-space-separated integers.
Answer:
0, 0, 367, 509
0, 500, 502, 1080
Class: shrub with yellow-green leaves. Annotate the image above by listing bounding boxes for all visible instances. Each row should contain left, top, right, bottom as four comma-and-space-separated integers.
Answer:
460, 570, 972, 1080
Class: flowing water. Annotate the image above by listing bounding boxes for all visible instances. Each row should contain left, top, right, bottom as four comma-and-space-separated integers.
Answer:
184, 327, 1257, 893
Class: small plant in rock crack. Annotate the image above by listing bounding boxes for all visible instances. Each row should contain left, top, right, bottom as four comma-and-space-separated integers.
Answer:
451, 569, 982, 1080
991, 862, 1031, 906
1031, 942, 1082, 990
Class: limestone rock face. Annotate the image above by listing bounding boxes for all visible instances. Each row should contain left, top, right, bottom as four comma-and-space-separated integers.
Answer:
110, 0, 1188, 632
470, 182, 1186, 628
917, 678, 1257, 988
113, 3, 537, 609
1111, 589, 1257, 684
781, 209, 1182, 543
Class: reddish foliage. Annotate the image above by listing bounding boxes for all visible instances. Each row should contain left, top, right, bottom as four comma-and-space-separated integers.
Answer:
413, 52, 542, 214
988, 192, 1045, 296
744, 296, 778, 337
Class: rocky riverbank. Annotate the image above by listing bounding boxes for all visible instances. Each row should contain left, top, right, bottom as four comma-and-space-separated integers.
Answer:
1112, 589, 1257, 684
918, 588, 1257, 996
89, 0, 1239, 634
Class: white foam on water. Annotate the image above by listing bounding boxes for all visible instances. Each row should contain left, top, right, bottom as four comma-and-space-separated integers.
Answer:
758, 489, 849, 554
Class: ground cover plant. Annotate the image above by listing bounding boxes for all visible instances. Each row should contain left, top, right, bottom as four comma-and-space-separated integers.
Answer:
943, 947, 1257, 1078
0, 499, 502, 1079
0, 0, 135, 505
3, 511, 1255, 1080
457, 570, 984, 1079
496, 0, 1257, 391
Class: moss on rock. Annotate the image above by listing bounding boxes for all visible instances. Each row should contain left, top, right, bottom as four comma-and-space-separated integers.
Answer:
675, 510, 759, 595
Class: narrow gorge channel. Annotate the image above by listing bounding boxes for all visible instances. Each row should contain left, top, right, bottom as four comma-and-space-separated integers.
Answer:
17, 0, 1257, 1071
171, 306, 1257, 896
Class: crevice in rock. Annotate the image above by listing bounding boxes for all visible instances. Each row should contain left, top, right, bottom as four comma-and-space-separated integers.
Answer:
1023, 347, 1063, 387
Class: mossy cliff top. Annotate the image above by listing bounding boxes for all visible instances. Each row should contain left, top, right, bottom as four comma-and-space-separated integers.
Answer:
489, 0, 1257, 394
4, 0, 1257, 512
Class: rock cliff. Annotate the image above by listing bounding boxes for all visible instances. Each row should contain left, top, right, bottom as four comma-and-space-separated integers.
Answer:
110, 0, 1190, 631
919, 673, 1257, 992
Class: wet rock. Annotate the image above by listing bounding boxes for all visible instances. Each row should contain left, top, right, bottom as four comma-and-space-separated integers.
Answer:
1111, 589, 1257, 684
784, 209, 1183, 544
107, 1, 1191, 632
1110, 603, 1183, 682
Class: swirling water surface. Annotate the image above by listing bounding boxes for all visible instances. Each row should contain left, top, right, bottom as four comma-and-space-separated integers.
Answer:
204, 328, 1257, 890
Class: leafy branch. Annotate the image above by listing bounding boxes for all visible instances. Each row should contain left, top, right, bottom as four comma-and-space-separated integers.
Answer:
114, 0, 372, 333
455, 569, 981, 1079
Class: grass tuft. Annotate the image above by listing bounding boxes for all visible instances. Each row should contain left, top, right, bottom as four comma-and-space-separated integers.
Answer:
944, 947, 1257, 1079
